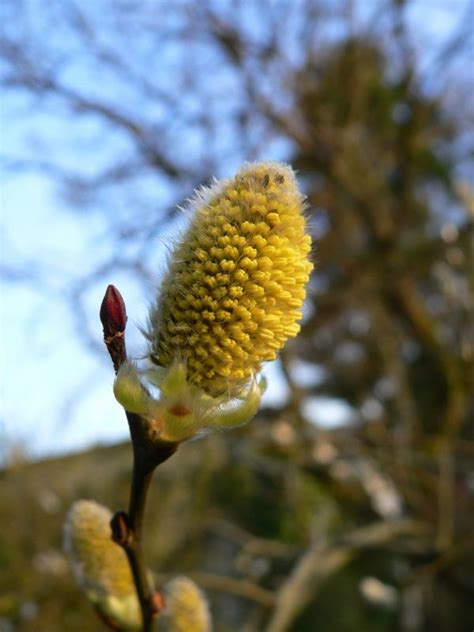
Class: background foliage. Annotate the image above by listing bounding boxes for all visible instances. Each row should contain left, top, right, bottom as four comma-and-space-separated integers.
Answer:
1, 1, 473, 630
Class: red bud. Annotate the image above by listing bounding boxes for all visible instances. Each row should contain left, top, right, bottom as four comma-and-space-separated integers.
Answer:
100, 285, 127, 336
110, 510, 131, 545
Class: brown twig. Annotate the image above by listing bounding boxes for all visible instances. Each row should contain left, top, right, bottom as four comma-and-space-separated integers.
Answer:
265, 519, 430, 632
111, 457, 156, 632
100, 285, 177, 631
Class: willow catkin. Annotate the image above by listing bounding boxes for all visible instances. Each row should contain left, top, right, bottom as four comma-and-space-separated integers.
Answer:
159, 576, 211, 632
148, 161, 312, 397
64, 500, 141, 631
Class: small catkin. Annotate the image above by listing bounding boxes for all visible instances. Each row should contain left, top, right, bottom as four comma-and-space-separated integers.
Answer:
149, 161, 312, 397
159, 576, 211, 632
63, 500, 140, 631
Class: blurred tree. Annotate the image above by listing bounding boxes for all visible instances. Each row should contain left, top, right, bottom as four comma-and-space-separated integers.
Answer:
1, 0, 473, 631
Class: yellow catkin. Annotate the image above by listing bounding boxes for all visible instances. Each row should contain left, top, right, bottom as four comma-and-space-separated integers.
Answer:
149, 161, 312, 397
159, 576, 211, 632
64, 500, 140, 630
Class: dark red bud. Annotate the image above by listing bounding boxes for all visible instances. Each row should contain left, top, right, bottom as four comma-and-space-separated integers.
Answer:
100, 285, 127, 336
110, 511, 131, 545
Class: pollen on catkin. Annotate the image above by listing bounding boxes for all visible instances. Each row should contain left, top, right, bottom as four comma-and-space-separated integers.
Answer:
148, 162, 312, 397
158, 576, 211, 632
63, 500, 140, 631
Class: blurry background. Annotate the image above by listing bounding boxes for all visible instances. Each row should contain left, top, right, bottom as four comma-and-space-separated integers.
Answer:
1, 0, 473, 630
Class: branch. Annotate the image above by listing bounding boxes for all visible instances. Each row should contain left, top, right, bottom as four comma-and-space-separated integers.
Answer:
393, 276, 466, 439
100, 285, 177, 631
265, 519, 429, 632
2, 63, 181, 178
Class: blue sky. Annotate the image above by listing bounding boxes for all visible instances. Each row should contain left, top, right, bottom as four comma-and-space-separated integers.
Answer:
1, 0, 472, 462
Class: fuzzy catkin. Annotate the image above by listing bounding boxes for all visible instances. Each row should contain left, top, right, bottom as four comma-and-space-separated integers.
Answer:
159, 576, 211, 632
64, 500, 140, 630
149, 162, 312, 397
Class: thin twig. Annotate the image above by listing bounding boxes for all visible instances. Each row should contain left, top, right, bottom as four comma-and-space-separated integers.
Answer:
265, 519, 430, 632
101, 285, 177, 631
118, 453, 155, 632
